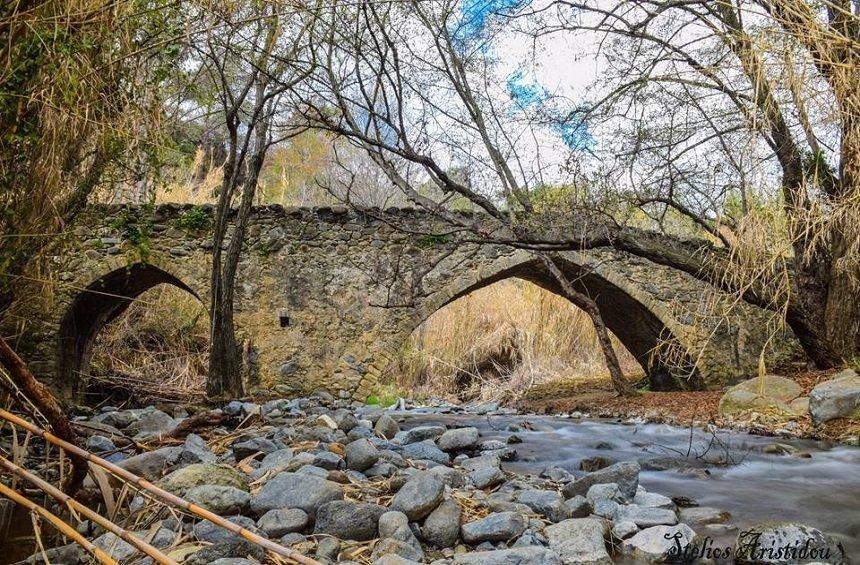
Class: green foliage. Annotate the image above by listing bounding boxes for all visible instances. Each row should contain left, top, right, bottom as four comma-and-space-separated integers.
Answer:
256, 241, 272, 257
174, 206, 212, 234
416, 234, 451, 247
109, 206, 154, 261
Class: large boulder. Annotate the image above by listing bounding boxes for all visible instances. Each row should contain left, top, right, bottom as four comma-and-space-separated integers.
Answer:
461, 512, 527, 544
622, 524, 697, 562
249, 472, 343, 519
314, 500, 387, 541
391, 472, 445, 520
734, 522, 845, 564
809, 369, 860, 424
719, 375, 803, 421
421, 498, 462, 548
561, 461, 640, 501
544, 518, 612, 565
157, 463, 249, 498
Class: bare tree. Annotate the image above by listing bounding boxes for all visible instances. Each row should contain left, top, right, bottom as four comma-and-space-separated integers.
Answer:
188, 0, 318, 397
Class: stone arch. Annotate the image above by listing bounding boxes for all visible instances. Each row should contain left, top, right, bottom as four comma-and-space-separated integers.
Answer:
374, 250, 698, 393
56, 262, 204, 399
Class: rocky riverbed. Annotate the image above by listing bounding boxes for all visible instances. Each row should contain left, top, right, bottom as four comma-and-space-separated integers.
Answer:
8, 392, 855, 564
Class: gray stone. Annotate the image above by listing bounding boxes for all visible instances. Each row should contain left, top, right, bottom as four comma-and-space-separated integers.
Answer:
514, 489, 567, 522
469, 466, 505, 489
452, 546, 563, 564
461, 512, 527, 544
116, 446, 181, 480
421, 498, 462, 548
185, 540, 264, 565
562, 495, 591, 518
545, 518, 612, 565
460, 453, 501, 472
401, 425, 446, 444
427, 465, 466, 488
256, 508, 308, 537
94, 410, 139, 429
585, 483, 625, 505
232, 437, 278, 461
622, 524, 697, 562
93, 532, 138, 561
179, 433, 217, 465
316, 536, 341, 561
193, 515, 258, 543
252, 448, 294, 477
633, 491, 675, 510
186, 485, 250, 516
678, 506, 730, 525
130, 409, 177, 439
314, 500, 387, 540
541, 466, 575, 483
734, 522, 845, 564
86, 435, 116, 453
345, 438, 380, 471
249, 472, 343, 519
312, 450, 345, 470
391, 472, 445, 520
401, 440, 450, 464
809, 369, 860, 424
374, 414, 400, 439
612, 520, 639, 540
437, 427, 480, 452
561, 460, 640, 501
158, 463, 249, 498
378, 511, 424, 558
613, 504, 678, 528
372, 556, 422, 565
371, 538, 424, 562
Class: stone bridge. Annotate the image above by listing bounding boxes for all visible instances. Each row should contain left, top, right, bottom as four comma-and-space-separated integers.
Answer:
3, 204, 798, 401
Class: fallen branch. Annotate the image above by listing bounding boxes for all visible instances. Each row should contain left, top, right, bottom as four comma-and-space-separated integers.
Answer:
0, 336, 88, 494
0, 455, 177, 565
0, 481, 118, 565
164, 409, 231, 440
0, 409, 323, 565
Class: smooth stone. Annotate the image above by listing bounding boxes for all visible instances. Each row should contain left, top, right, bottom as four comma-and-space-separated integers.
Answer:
545, 518, 612, 565
422, 498, 462, 548
374, 414, 400, 439
401, 440, 450, 464
314, 500, 387, 541
623, 524, 697, 562
514, 489, 568, 522
249, 472, 343, 519
809, 369, 860, 424
678, 506, 731, 526
613, 504, 678, 528
400, 425, 446, 444
437, 427, 480, 452
561, 460, 640, 501
186, 485, 250, 516
345, 438, 381, 471
157, 463, 249, 498
452, 546, 563, 564
469, 466, 505, 489
391, 472, 445, 520
734, 522, 845, 564
256, 508, 308, 537
461, 512, 527, 544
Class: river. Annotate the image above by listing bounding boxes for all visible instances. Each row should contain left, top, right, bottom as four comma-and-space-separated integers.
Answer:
399, 411, 860, 558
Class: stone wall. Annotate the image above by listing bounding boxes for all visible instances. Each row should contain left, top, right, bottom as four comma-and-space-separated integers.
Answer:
2, 204, 799, 400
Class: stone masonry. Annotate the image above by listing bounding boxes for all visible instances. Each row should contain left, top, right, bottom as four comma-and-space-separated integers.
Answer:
2, 204, 799, 400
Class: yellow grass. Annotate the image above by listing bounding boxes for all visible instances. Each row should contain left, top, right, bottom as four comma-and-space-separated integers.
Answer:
385, 279, 641, 402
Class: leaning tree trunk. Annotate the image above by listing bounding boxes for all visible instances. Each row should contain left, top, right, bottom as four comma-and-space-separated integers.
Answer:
540, 254, 637, 396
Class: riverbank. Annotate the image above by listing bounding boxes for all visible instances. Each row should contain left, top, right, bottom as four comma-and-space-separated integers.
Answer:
516, 367, 860, 444
3, 391, 856, 564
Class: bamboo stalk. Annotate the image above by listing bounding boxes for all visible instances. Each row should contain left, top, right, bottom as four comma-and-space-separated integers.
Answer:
0, 409, 322, 565
0, 481, 118, 565
0, 456, 177, 565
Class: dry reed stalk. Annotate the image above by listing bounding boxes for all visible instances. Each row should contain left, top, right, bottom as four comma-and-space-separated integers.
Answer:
0, 455, 177, 564
0, 409, 323, 565
0, 481, 118, 565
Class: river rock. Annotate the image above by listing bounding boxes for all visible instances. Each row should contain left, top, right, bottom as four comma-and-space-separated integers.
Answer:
86, 435, 116, 453
186, 485, 250, 515
461, 511, 527, 544
401, 440, 450, 464
614, 504, 678, 527
374, 414, 400, 439
314, 500, 387, 540
185, 540, 264, 565
312, 451, 345, 470
544, 518, 612, 565
158, 463, 249, 497
719, 375, 803, 420
391, 471, 445, 520
256, 508, 308, 537
563, 495, 591, 518
623, 523, 697, 562
452, 546, 563, 564
421, 498, 462, 548
345, 438, 380, 471
461, 453, 501, 471
613, 520, 639, 540
193, 515, 259, 543
401, 425, 446, 444
561, 460, 640, 501
249, 472, 343, 519
541, 466, 575, 483
379, 511, 424, 558
514, 489, 568, 522
130, 409, 177, 439
231, 437, 278, 461
633, 491, 675, 510
437, 427, 480, 452
469, 465, 506, 489
734, 522, 845, 564
253, 448, 294, 476
179, 433, 216, 465
371, 538, 424, 562
809, 369, 860, 424
93, 532, 138, 561
679, 506, 730, 525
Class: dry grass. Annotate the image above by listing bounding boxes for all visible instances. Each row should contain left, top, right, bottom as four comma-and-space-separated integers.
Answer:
86, 285, 208, 405
385, 279, 641, 402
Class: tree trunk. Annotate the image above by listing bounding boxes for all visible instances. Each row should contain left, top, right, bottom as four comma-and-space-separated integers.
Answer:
540, 254, 637, 396
0, 337, 88, 495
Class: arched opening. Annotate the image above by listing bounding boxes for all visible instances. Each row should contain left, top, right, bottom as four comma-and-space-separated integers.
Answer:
387, 278, 643, 401
381, 256, 698, 400
57, 263, 206, 402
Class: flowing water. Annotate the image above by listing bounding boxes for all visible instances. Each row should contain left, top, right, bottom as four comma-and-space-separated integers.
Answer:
400, 412, 860, 558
